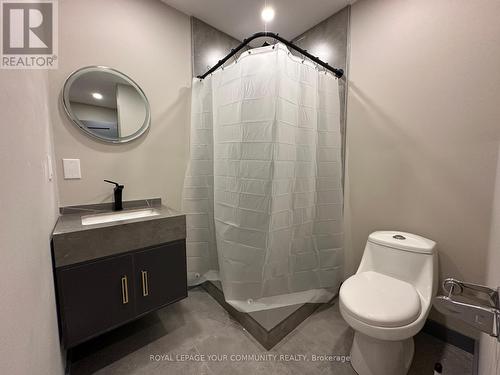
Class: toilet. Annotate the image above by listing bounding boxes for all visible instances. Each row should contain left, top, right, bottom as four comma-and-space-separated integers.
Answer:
339, 231, 437, 375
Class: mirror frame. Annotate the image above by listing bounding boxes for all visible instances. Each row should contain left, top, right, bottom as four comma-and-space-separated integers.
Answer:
62, 66, 151, 144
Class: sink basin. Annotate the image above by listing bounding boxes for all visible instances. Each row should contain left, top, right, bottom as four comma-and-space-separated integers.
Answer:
81, 208, 160, 226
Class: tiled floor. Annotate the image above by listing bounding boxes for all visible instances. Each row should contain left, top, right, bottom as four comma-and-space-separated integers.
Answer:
70, 287, 473, 375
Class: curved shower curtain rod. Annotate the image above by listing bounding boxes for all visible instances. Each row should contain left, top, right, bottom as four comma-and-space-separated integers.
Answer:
197, 31, 344, 80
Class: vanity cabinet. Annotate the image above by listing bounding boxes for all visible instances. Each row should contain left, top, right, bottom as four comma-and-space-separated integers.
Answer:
55, 240, 187, 348
134, 241, 187, 315
57, 254, 136, 346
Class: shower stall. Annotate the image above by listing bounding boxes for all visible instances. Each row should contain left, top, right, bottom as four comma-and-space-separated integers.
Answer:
183, 38, 344, 315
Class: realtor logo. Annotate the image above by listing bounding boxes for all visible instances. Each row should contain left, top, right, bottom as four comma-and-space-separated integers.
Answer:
1, 0, 58, 69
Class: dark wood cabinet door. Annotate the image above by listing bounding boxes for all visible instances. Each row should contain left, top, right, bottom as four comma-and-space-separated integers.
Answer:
134, 240, 187, 315
57, 254, 135, 347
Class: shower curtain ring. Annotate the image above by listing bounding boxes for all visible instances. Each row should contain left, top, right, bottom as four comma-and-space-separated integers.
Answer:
230, 49, 238, 64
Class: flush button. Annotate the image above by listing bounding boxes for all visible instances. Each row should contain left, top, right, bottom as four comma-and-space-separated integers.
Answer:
393, 234, 406, 240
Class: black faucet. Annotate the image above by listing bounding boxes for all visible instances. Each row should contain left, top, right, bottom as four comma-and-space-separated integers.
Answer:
104, 180, 124, 211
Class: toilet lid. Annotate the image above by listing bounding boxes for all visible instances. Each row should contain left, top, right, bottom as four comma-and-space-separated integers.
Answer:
340, 271, 421, 328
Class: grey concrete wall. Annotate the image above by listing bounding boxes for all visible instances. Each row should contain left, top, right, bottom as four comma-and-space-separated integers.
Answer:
292, 7, 349, 74
191, 17, 247, 78
292, 7, 350, 161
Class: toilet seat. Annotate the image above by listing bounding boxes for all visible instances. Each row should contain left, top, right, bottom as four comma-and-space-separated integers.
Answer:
340, 271, 421, 328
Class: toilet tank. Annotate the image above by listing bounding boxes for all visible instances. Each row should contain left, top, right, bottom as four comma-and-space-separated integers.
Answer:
357, 231, 438, 301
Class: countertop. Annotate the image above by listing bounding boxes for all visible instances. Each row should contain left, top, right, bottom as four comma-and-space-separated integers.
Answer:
52, 199, 186, 268
53, 198, 183, 235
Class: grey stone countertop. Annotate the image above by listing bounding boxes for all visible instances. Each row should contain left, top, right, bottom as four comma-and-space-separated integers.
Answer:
52, 198, 186, 268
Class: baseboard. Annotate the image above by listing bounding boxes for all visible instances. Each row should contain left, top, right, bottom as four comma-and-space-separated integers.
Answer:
202, 281, 322, 350
422, 319, 476, 354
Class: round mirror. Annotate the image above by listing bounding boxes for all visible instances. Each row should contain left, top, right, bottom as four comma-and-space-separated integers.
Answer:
62, 66, 151, 143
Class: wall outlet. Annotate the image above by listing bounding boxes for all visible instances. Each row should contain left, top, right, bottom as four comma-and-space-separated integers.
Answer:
63, 159, 81, 179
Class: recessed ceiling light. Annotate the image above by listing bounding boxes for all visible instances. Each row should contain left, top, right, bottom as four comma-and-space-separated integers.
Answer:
92, 92, 103, 100
261, 6, 275, 22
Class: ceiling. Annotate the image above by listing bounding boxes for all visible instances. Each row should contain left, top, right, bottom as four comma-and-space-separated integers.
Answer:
163, 0, 352, 41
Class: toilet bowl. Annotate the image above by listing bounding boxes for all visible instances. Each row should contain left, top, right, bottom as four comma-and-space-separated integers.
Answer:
339, 231, 437, 375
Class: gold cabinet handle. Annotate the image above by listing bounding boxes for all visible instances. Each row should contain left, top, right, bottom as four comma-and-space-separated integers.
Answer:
121, 275, 129, 304
141, 270, 149, 297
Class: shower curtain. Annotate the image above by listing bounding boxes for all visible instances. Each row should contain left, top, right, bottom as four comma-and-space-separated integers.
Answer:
182, 43, 343, 312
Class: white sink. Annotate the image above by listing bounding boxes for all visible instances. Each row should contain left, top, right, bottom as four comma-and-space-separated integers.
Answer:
81, 208, 160, 226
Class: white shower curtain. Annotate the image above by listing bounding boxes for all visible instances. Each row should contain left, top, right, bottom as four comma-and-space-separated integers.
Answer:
183, 43, 343, 312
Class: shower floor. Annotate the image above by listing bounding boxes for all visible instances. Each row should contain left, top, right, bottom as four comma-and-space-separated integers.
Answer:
69, 287, 474, 375
202, 281, 323, 349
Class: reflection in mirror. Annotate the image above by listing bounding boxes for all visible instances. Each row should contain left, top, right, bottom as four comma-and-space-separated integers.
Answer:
62, 66, 150, 143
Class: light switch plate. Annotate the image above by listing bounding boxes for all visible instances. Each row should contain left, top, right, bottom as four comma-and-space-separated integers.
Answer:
63, 159, 81, 179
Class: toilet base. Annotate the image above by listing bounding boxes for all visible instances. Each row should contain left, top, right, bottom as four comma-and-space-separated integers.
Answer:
350, 331, 414, 375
